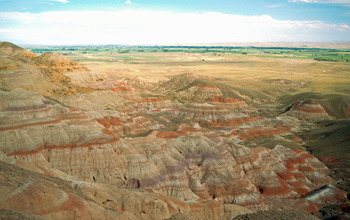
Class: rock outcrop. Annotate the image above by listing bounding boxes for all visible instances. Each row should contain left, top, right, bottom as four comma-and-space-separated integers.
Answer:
0, 89, 340, 214
180, 102, 259, 127
0, 42, 36, 60
206, 96, 250, 111
178, 83, 223, 100
0, 160, 253, 220
33, 52, 87, 72
0, 94, 338, 213
0, 44, 91, 97
286, 100, 332, 121
0, 161, 125, 219
155, 73, 202, 93
0, 43, 348, 219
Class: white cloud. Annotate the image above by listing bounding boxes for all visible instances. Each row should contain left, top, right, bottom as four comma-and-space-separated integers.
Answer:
125, 0, 132, 4
0, 12, 38, 24
0, 28, 16, 33
51, 0, 69, 3
0, 10, 349, 45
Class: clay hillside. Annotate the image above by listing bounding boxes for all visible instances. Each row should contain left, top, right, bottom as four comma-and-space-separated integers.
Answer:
0, 42, 349, 219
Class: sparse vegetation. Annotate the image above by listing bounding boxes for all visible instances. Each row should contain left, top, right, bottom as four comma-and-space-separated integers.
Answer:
301, 120, 350, 166
28, 45, 350, 63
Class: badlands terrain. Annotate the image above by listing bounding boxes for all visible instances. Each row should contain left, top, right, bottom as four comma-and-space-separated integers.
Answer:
0, 42, 349, 219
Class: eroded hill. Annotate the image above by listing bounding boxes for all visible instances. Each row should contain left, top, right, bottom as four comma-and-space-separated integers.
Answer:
0, 42, 349, 219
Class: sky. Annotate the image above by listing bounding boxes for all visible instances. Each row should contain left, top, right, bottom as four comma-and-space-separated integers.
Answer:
0, 0, 349, 45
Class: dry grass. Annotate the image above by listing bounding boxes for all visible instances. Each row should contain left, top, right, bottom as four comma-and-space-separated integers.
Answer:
67, 52, 350, 97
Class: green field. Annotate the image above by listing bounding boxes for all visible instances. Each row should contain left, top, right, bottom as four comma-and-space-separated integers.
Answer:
28, 45, 350, 63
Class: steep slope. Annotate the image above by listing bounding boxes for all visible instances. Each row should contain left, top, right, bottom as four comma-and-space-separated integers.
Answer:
177, 83, 223, 100
0, 88, 344, 215
0, 160, 254, 220
1, 43, 349, 219
280, 92, 350, 119
301, 120, 350, 208
301, 120, 350, 166
0, 161, 125, 219
285, 100, 332, 121
65, 71, 138, 98
0, 42, 36, 60
156, 75, 274, 104
206, 96, 250, 110
155, 73, 203, 93
180, 102, 259, 127
0, 45, 91, 97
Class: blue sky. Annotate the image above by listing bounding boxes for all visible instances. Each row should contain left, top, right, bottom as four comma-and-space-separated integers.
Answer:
0, 0, 349, 45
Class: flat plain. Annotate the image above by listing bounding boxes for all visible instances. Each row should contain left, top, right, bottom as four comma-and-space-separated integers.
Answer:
36, 46, 350, 94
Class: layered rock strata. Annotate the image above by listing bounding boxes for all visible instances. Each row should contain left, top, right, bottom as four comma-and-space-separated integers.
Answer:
178, 84, 223, 100
286, 100, 332, 121
180, 102, 260, 127
1, 42, 348, 219
0, 91, 337, 213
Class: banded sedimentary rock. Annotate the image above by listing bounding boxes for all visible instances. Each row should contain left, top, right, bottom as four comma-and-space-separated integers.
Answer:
0, 161, 125, 219
230, 126, 292, 140
1, 43, 348, 219
206, 96, 250, 111
286, 100, 331, 121
155, 73, 202, 93
0, 160, 253, 220
0, 88, 124, 183
64, 70, 142, 99
120, 75, 169, 89
56, 90, 125, 111
178, 83, 223, 100
123, 116, 164, 135
1, 91, 338, 213
0, 44, 91, 97
135, 98, 174, 111
0, 55, 56, 95
0, 42, 36, 60
33, 52, 87, 72
180, 102, 260, 127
